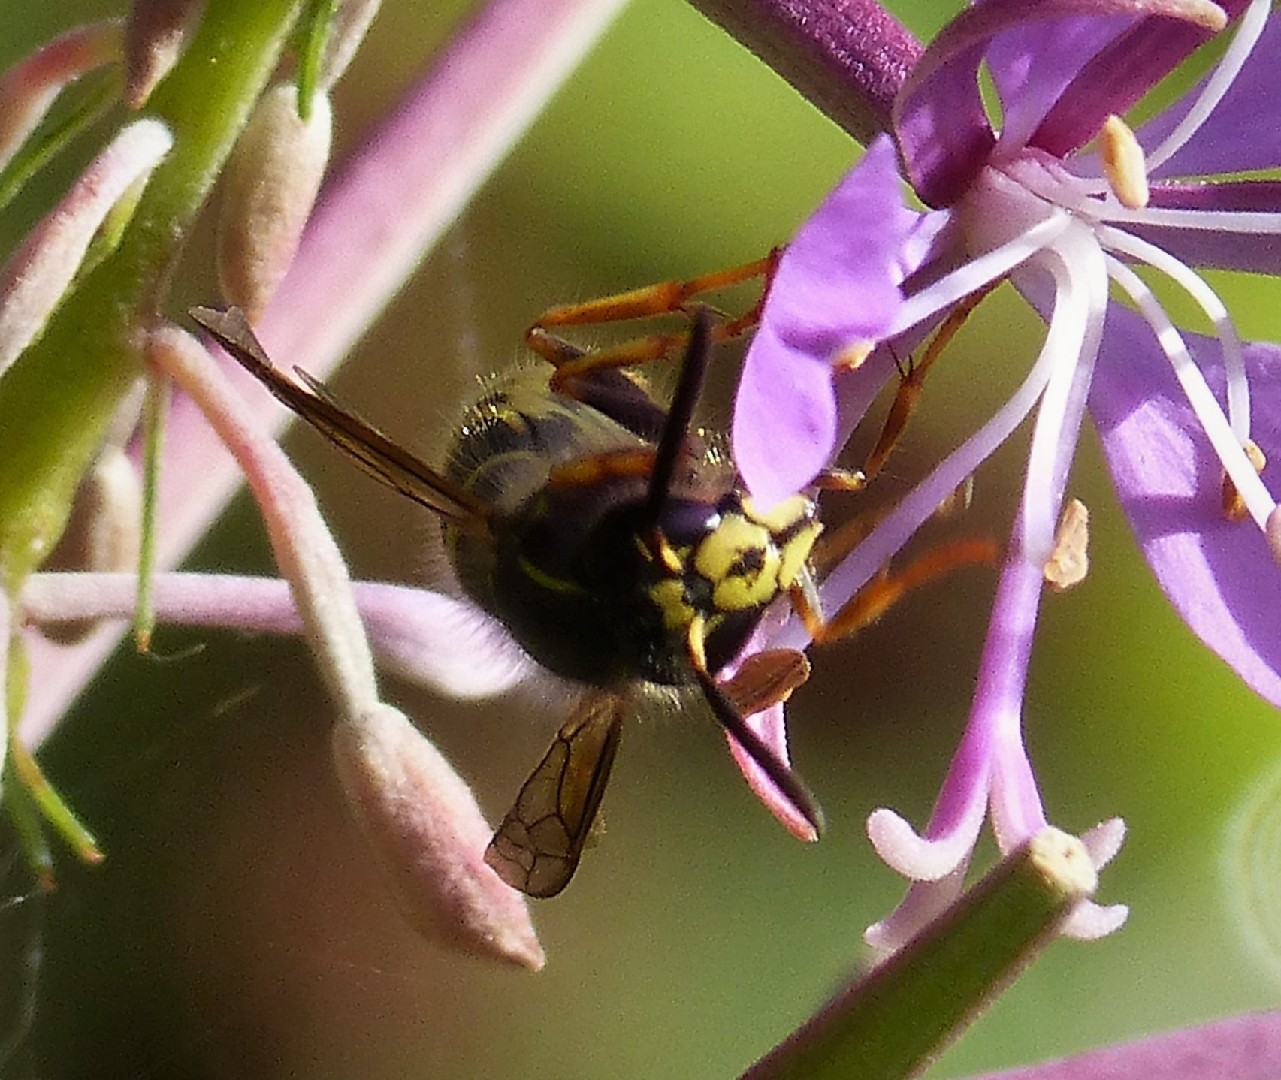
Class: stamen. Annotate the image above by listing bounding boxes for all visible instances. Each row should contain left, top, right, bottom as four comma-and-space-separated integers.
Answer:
889, 210, 1068, 339
802, 247, 1080, 649
1098, 225, 1248, 440
833, 340, 873, 372
1018, 228, 1106, 559
934, 477, 974, 521
1224, 440, 1268, 521
1106, 256, 1277, 529
1099, 116, 1149, 211
1044, 498, 1089, 591
1098, 204, 1281, 236
1145, 0, 1268, 173
1159, 0, 1229, 31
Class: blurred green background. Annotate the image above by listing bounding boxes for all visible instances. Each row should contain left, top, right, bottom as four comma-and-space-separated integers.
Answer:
3, 1, 1281, 1077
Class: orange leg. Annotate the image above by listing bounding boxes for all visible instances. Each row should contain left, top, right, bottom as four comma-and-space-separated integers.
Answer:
793, 536, 1000, 645
523, 251, 781, 392
859, 285, 994, 486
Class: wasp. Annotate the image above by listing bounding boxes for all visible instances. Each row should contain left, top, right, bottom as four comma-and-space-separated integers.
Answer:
191, 265, 989, 898
191, 276, 826, 894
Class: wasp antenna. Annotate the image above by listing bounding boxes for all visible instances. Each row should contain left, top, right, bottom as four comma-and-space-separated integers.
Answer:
642, 307, 713, 527
190, 305, 494, 535
685, 620, 825, 838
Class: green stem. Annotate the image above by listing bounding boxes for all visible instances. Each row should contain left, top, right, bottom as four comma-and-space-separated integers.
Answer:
0, 0, 304, 593
745, 829, 1097, 1080
134, 368, 170, 652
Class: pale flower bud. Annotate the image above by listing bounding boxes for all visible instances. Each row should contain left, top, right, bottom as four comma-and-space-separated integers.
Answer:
124, 0, 207, 108
218, 83, 332, 320
0, 118, 172, 372
317, 0, 384, 90
331, 704, 545, 970
0, 20, 122, 175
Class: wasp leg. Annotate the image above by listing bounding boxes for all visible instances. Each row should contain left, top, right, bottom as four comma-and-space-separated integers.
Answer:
524, 251, 781, 395
857, 285, 993, 487
544, 308, 718, 541
686, 618, 825, 837
792, 537, 1000, 646
485, 691, 626, 898
532, 253, 776, 335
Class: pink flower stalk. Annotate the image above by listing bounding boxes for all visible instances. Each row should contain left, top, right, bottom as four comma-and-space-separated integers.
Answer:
731, 0, 1281, 947
3, 0, 625, 967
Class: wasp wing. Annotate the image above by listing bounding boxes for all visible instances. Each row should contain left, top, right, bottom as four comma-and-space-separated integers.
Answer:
485, 691, 626, 898
190, 306, 491, 534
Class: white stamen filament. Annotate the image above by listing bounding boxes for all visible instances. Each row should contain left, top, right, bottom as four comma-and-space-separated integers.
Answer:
1145, 0, 1271, 173
1097, 224, 1249, 440
794, 244, 1078, 652
1098, 204, 1281, 236
1017, 228, 1105, 559
1105, 255, 1277, 529
889, 211, 1070, 340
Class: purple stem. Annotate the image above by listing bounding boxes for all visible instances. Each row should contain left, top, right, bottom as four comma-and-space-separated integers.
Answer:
684, 0, 921, 143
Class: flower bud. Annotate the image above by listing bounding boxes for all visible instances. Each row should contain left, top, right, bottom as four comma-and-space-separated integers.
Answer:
317, 0, 384, 90
218, 83, 332, 320
0, 20, 122, 175
331, 704, 545, 970
0, 118, 172, 371
124, 0, 206, 108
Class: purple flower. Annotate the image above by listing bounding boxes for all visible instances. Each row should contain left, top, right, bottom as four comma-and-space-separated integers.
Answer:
734, 0, 1281, 947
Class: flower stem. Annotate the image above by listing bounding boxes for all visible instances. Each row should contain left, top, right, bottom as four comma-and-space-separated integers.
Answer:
0, 0, 304, 593
683, 0, 919, 143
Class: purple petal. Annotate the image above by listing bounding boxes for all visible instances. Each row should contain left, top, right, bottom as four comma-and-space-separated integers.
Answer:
764, 137, 914, 353
894, 12, 994, 206
987, 14, 1134, 154
734, 332, 836, 508
894, 0, 1223, 203
1090, 310, 1281, 706
1141, 15, 1281, 178
350, 582, 536, 698
863, 863, 969, 953
964, 1010, 1281, 1080
734, 137, 917, 503
1031, 0, 1248, 157
1136, 181, 1281, 274
20, 572, 534, 701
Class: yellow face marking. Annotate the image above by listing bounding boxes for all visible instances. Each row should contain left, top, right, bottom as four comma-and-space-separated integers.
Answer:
649, 578, 695, 630
693, 514, 782, 612
741, 493, 812, 532
777, 520, 822, 589
693, 515, 768, 581
653, 530, 685, 576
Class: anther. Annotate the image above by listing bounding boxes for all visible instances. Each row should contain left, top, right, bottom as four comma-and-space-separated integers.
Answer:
1268, 506, 1281, 567
1100, 115, 1150, 210
1222, 439, 1266, 521
833, 340, 874, 372
1044, 498, 1090, 591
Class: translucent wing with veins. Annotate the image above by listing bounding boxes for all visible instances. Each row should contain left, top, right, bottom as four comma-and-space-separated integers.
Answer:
484, 691, 626, 898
